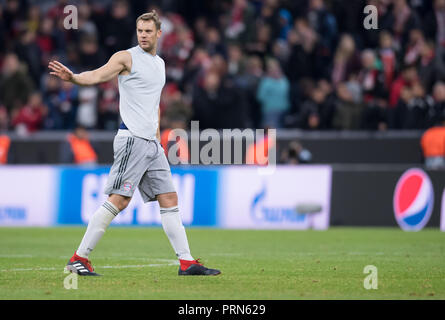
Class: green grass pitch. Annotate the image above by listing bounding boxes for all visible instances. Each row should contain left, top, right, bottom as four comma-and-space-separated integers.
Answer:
0, 227, 444, 299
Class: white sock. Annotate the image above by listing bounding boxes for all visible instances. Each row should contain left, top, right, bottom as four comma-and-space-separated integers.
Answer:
160, 206, 194, 261
76, 201, 119, 258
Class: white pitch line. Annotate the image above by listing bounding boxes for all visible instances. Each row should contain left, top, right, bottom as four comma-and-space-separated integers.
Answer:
1, 267, 57, 272
0, 254, 34, 258
0, 260, 179, 272
100, 262, 179, 269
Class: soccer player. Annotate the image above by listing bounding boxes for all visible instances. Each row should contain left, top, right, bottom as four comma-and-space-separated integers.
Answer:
48, 11, 220, 276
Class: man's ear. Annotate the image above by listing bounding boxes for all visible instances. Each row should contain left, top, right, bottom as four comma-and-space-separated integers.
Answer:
157, 29, 162, 39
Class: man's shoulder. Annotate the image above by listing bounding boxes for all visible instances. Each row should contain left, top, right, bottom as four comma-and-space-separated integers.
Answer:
114, 46, 137, 62
156, 54, 165, 64
113, 49, 132, 61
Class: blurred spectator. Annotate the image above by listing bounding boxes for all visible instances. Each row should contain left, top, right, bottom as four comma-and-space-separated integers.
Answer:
404, 28, 426, 66
356, 49, 388, 130
256, 58, 290, 128
383, 0, 421, 50
26, 6, 41, 33
42, 75, 59, 129
317, 78, 337, 128
192, 70, 220, 130
417, 40, 445, 92
203, 27, 226, 57
78, 34, 107, 71
333, 80, 364, 130
97, 78, 120, 130
46, 0, 69, 20
429, 81, 445, 126
234, 55, 264, 128
358, 49, 387, 103
77, 86, 98, 129
299, 86, 320, 130
245, 23, 272, 60
227, 43, 246, 77
424, 0, 445, 47
330, 0, 364, 37
3, 0, 23, 48
44, 77, 79, 130
161, 83, 193, 123
60, 125, 98, 165
37, 17, 56, 61
15, 30, 42, 86
0, 53, 34, 113
52, 14, 71, 56
209, 54, 228, 79
224, 0, 256, 43
257, 0, 281, 40
0, 6, 5, 55
11, 91, 48, 134
162, 21, 194, 82
299, 82, 336, 130
420, 113, 445, 169
181, 46, 212, 94
280, 140, 312, 164
285, 29, 311, 83
64, 43, 82, 72
101, 0, 134, 57
192, 16, 209, 47
192, 69, 247, 129
392, 82, 434, 129
298, 16, 331, 79
378, 31, 397, 90
331, 34, 361, 88
389, 64, 420, 107
361, 96, 390, 131
277, 8, 293, 41
307, 0, 338, 56
271, 37, 290, 68
77, 1, 98, 38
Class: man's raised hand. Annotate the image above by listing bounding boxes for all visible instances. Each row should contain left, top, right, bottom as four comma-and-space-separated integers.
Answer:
48, 61, 74, 82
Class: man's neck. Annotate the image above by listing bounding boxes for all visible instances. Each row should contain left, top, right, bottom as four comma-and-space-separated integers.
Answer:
140, 45, 157, 56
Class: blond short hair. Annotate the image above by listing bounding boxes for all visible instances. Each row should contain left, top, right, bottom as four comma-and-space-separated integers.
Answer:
136, 10, 161, 30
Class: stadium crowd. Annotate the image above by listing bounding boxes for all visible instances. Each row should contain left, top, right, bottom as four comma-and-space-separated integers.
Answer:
1, 0, 445, 135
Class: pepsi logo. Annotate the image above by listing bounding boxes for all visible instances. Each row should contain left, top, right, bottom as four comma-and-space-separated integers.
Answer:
393, 168, 434, 231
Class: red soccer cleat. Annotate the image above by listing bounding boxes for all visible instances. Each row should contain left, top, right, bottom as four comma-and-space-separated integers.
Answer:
66, 252, 101, 276
178, 258, 221, 276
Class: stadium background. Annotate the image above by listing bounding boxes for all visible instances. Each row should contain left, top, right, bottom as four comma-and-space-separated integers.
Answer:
2, 0, 445, 134
0, 0, 444, 301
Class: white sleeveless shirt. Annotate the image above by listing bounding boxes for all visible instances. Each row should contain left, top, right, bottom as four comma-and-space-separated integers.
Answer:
118, 45, 165, 140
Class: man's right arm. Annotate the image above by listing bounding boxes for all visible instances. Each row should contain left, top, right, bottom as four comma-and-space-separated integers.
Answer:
48, 51, 131, 86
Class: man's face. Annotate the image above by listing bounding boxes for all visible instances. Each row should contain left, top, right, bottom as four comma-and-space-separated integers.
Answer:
136, 20, 161, 52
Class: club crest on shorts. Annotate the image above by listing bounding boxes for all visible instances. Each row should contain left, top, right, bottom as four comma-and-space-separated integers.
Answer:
122, 181, 133, 192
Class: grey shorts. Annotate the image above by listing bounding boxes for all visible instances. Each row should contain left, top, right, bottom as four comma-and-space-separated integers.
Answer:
104, 130, 176, 202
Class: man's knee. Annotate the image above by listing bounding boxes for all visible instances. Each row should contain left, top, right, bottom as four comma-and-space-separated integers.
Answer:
157, 192, 178, 208
108, 194, 131, 211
